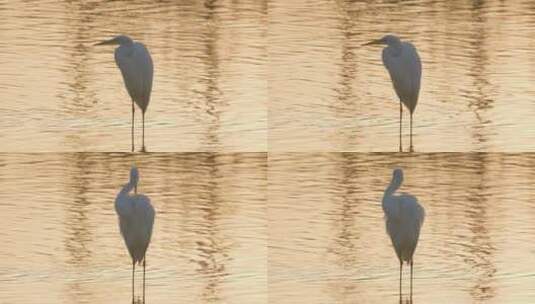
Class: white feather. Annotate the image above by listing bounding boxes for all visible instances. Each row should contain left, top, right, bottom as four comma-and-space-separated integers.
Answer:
115, 167, 155, 264
382, 39, 421, 113
382, 168, 425, 264
114, 42, 153, 113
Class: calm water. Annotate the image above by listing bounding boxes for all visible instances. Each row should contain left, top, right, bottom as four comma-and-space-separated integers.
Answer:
0, 1, 267, 152
0, 153, 267, 303
269, 153, 535, 303
269, 0, 535, 152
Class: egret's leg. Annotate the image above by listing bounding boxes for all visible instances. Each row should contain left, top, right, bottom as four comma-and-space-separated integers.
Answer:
410, 260, 413, 298
409, 112, 414, 152
142, 112, 145, 152
132, 260, 135, 304
399, 260, 403, 298
399, 101, 403, 152
131, 101, 135, 152
143, 258, 146, 303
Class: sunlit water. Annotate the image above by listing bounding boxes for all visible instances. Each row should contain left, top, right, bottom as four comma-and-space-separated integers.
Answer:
0, 153, 267, 303
269, 0, 535, 152
269, 153, 535, 303
0, 1, 267, 152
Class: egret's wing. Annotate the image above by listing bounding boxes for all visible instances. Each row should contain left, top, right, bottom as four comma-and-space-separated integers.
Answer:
415, 197, 425, 226
399, 194, 425, 228
114, 43, 154, 111
399, 195, 425, 248
385, 194, 425, 262
382, 42, 422, 108
133, 194, 155, 243
118, 194, 154, 263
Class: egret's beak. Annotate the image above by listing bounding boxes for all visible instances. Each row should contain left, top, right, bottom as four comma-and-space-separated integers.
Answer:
362, 39, 382, 46
95, 38, 116, 46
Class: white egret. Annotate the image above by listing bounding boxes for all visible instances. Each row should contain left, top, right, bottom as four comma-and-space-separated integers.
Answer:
363, 35, 421, 152
96, 35, 153, 152
115, 166, 155, 303
382, 168, 425, 298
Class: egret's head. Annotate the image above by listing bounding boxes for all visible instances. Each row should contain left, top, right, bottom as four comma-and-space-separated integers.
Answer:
95, 35, 133, 46
392, 168, 404, 183
130, 165, 139, 192
363, 34, 401, 46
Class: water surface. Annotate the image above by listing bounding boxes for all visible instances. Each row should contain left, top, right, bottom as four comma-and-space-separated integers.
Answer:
0, 0, 267, 152
269, 0, 535, 151
269, 153, 535, 303
0, 153, 267, 303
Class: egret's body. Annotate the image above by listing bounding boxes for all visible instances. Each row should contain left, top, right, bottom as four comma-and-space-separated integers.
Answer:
364, 35, 421, 151
97, 35, 153, 152
382, 168, 425, 298
115, 166, 155, 303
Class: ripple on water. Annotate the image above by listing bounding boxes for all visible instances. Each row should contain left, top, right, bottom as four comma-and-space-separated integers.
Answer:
0, 153, 267, 304
269, 152, 535, 304
269, 0, 535, 152
0, 1, 267, 152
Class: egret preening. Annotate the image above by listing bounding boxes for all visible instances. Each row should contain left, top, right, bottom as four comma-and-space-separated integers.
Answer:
96, 35, 154, 152
363, 35, 422, 152
115, 166, 155, 303
382, 168, 425, 299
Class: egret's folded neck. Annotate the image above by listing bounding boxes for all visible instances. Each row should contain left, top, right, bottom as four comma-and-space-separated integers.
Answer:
384, 177, 402, 197
119, 182, 136, 197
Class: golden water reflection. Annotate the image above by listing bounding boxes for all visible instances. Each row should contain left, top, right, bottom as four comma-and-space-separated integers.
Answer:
0, 0, 267, 152
269, 0, 535, 151
0, 153, 267, 303
269, 153, 535, 303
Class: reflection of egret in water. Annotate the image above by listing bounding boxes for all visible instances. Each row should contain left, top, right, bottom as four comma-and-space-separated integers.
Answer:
115, 166, 155, 304
198, 3, 225, 150
327, 154, 363, 302
62, 28, 96, 114
363, 35, 422, 152
466, 5, 494, 148
63, 154, 95, 302
463, 154, 497, 301
95, 35, 153, 152
60, 5, 99, 149
333, 10, 361, 149
329, 155, 360, 266
192, 154, 230, 303
382, 169, 425, 299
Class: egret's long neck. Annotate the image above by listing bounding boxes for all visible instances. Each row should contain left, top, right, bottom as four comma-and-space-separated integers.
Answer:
118, 180, 136, 198
384, 175, 402, 198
